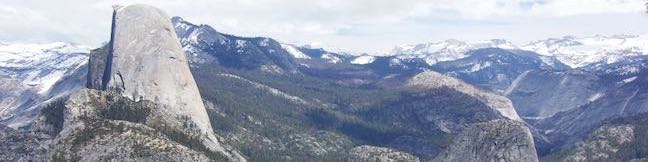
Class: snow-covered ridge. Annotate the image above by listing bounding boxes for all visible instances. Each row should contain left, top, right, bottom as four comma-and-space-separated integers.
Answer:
321, 53, 342, 64
389, 35, 648, 68
280, 43, 311, 59
351, 55, 376, 65
0, 42, 90, 94
391, 39, 517, 65
521, 35, 648, 68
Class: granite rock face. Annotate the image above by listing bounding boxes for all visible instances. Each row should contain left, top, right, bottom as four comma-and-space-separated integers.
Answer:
402, 71, 538, 161
434, 119, 539, 162
505, 69, 602, 118
348, 145, 420, 162
102, 4, 214, 137
49, 89, 214, 161
564, 125, 635, 162
405, 70, 522, 121
83, 4, 244, 161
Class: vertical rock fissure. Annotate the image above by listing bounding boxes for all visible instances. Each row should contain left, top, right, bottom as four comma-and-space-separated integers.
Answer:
101, 8, 117, 90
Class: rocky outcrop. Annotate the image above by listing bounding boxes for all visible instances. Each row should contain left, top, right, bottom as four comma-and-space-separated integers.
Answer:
348, 145, 420, 162
405, 70, 522, 121
564, 125, 635, 162
86, 46, 110, 90
49, 89, 216, 161
434, 119, 538, 162
0, 124, 46, 161
545, 111, 648, 162
77, 4, 244, 161
402, 71, 538, 161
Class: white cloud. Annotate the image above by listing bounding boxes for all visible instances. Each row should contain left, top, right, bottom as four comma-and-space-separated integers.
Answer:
0, 0, 646, 53
530, 0, 645, 17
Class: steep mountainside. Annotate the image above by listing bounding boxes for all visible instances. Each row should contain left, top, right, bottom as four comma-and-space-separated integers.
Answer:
505, 69, 603, 118
173, 17, 299, 73
51, 4, 244, 161
0, 42, 89, 129
521, 35, 648, 68
543, 112, 648, 162
174, 15, 537, 161
432, 48, 568, 91
189, 62, 537, 161
506, 59, 648, 159
534, 68, 648, 142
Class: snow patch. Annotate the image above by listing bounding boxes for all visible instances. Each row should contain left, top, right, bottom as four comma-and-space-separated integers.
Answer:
468, 61, 492, 72
280, 44, 311, 59
522, 35, 648, 68
391, 39, 517, 65
588, 93, 604, 102
618, 76, 638, 85
235, 40, 247, 48
259, 38, 271, 47
351, 55, 376, 65
321, 53, 341, 63
0, 42, 90, 94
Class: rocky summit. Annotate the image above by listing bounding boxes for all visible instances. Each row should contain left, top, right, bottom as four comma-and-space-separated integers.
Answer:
57, 4, 245, 161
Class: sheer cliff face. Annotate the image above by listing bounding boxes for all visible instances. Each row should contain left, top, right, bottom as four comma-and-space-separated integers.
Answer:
435, 120, 539, 162
108, 5, 213, 133
82, 4, 244, 161
88, 4, 213, 140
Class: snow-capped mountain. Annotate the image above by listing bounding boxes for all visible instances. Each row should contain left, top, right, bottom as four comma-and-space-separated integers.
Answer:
280, 43, 312, 59
521, 35, 648, 68
351, 55, 377, 65
173, 17, 301, 72
432, 48, 568, 91
389, 35, 648, 69
0, 42, 89, 128
391, 39, 517, 65
280, 43, 351, 64
0, 42, 89, 94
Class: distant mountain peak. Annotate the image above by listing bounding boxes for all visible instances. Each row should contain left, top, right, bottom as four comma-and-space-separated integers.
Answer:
390, 39, 517, 66
521, 34, 648, 68
351, 55, 376, 64
0, 42, 89, 94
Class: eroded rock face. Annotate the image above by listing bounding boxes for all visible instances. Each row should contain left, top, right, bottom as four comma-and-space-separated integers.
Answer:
49, 89, 214, 161
107, 4, 214, 136
400, 71, 538, 161
434, 119, 539, 162
564, 125, 634, 162
505, 69, 602, 118
405, 70, 522, 121
83, 4, 244, 161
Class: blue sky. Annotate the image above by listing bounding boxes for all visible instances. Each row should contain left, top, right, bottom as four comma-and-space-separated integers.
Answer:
0, 0, 647, 54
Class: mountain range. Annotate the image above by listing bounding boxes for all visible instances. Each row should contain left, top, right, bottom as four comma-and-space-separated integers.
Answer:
0, 5, 647, 162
